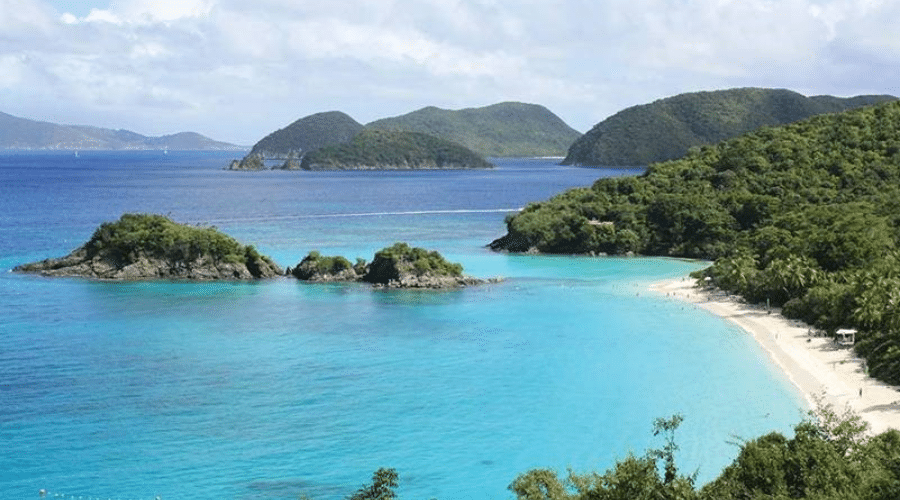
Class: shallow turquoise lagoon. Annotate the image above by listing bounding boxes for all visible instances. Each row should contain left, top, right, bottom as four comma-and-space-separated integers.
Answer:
0, 153, 806, 499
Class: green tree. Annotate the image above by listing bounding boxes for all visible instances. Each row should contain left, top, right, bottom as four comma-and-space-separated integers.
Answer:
509, 469, 571, 500
348, 468, 399, 500
510, 415, 697, 500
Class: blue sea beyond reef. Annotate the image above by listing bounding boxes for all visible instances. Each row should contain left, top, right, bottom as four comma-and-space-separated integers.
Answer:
0, 152, 807, 500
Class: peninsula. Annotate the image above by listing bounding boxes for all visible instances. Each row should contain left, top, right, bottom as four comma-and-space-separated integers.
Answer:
289, 243, 496, 288
492, 99, 900, 389
14, 213, 282, 280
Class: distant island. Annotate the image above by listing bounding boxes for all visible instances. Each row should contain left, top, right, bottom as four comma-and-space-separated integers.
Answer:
562, 88, 897, 166
289, 243, 497, 288
367, 102, 581, 158
14, 213, 281, 280
228, 111, 365, 170
0, 111, 241, 151
297, 129, 492, 170
227, 102, 580, 170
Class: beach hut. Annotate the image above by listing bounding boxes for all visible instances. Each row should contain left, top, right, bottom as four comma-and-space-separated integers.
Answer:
836, 328, 856, 347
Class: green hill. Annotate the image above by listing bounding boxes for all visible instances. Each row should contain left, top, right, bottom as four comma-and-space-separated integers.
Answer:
300, 129, 492, 170
245, 111, 364, 160
0, 111, 239, 150
563, 88, 896, 166
493, 100, 900, 384
366, 102, 581, 157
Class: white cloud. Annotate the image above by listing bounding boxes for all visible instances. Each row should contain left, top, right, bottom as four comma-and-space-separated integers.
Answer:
0, 0, 59, 35
0, 0, 898, 143
115, 0, 214, 23
63, 0, 214, 25
0, 54, 29, 88
83, 8, 122, 24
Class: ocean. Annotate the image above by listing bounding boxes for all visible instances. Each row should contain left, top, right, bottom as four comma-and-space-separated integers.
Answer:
0, 152, 807, 500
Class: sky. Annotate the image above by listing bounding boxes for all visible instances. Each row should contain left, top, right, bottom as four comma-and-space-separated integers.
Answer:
1, 0, 898, 145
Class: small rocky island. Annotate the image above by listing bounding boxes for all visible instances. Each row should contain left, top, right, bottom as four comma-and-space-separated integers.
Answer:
289, 243, 497, 288
14, 213, 282, 280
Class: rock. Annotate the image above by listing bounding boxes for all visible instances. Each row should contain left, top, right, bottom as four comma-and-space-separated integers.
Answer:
277, 158, 303, 170
225, 153, 266, 171
14, 213, 282, 280
290, 243, 499, 289
290, 252, 362, 282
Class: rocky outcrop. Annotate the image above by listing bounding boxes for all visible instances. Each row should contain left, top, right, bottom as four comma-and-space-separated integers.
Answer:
288, 252, 364, 282
14, 213, 282, 280
226, 153, 266, 171
290, 243, 498, 289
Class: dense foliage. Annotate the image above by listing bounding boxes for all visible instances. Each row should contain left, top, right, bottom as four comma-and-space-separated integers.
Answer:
562, 88, 896, 166
290, 250, 365, 281
289, 243, 466, 286
300, 129, 493, 170
85, 213, 276, 271
338, 406, 900, 499
494, 100, 900, 384
347, 468, 399, 500
505, 405, 900, 500
247, 111, 363, 159
367, 102, 581, 157
363, 242, 464, 283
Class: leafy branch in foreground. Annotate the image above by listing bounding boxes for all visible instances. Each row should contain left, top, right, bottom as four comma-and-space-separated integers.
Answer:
509, 413, 696, 500
507, 404, 900, 500
347, 468, 398, 500
306, 403, 900, 499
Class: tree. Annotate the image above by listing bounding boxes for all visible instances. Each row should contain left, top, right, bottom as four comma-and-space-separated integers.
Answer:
651, 414, 686, 485
348, 468, 399, 500
509, 469, 571, 500
510, 415, 697, 500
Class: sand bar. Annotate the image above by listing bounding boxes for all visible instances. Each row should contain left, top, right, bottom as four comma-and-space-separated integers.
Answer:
650, 277, 900, 435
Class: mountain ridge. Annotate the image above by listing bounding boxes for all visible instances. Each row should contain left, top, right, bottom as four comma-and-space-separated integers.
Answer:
0, 111, 241, 150
563, 88, 898, 166
367, 102, 581, 157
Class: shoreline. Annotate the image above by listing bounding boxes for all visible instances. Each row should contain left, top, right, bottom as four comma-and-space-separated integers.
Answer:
650, 277, 900, 435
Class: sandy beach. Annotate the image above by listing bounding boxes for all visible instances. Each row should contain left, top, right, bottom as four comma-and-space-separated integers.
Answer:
650, 277, 900, 435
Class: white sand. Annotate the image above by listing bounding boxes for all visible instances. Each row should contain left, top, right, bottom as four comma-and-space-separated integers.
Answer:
650, 277, 900, 435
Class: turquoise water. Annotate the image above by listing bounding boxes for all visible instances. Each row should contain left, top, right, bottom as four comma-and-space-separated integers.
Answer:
0, 153, 807, 499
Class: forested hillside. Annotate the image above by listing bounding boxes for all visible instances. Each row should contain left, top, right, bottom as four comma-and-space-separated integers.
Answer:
492, 100, 900, 384
367, 102, 581, 157
562, 88, 896, 166
247, 111, 364, 159
300, 129, 492, 170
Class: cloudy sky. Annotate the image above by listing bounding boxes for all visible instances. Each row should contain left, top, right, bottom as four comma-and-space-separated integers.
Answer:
1, 0, 898, 145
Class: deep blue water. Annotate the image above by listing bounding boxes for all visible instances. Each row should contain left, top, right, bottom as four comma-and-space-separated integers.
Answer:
0, 152, 806, 500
